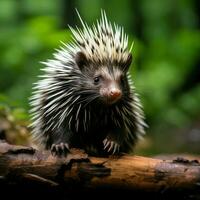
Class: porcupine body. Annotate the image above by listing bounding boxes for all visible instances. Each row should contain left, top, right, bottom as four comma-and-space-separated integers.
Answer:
30, 11, 146, 156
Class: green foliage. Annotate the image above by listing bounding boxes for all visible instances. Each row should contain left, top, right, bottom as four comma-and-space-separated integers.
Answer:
134, 29, 200, 127
0, 2, 71, 108
0, 94, 28, 121
0, 0, 199, 154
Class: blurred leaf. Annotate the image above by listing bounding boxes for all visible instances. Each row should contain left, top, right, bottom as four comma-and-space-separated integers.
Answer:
11, 108, 28, 121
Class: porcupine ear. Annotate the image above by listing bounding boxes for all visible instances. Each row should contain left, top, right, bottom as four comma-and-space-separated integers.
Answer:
75, 51, 88, 71
122, 53, 132, 72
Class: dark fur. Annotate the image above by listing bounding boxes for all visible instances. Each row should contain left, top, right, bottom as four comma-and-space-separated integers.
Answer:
38, 52, 140, 156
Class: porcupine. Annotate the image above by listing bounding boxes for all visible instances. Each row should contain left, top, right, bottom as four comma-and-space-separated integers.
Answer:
29, 11, 146, 156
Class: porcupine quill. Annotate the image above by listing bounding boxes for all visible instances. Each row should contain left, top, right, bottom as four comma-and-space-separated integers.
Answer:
29, 10, 147, 156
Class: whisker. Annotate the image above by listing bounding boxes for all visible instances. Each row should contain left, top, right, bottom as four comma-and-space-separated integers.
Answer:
77, 94, 99, 106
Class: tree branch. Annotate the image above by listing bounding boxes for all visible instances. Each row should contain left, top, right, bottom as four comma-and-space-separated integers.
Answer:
0, 140, 200, 198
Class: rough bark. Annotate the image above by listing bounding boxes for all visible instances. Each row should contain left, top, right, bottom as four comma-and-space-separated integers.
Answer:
0, 140, 200, 198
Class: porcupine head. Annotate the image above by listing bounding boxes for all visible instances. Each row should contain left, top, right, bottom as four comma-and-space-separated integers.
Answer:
30, 11, 146, 156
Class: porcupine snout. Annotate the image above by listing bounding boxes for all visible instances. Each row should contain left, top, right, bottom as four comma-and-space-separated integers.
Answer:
100, 83, 122, 104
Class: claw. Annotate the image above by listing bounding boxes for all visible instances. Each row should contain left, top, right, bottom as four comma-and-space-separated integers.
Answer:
64, 143, 69, 150
51, 144, 55, 150
60, 143, 65, 151
108, 141, 114, 152
50, 143, 70, 157
51, 144, 56, 153
55, 145, 59, 153
103, 138, 107, 145
113, 143, 118, 154
103, 138, 120, 155
103, 139, 110, 149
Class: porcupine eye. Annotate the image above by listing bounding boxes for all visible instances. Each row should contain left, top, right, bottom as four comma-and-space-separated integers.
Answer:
93, 76, 101, 85
75, 51, 88, 70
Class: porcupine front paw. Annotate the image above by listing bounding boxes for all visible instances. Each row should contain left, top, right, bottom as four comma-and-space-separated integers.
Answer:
51, 142, 70, 157
103, 138, 120, 155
